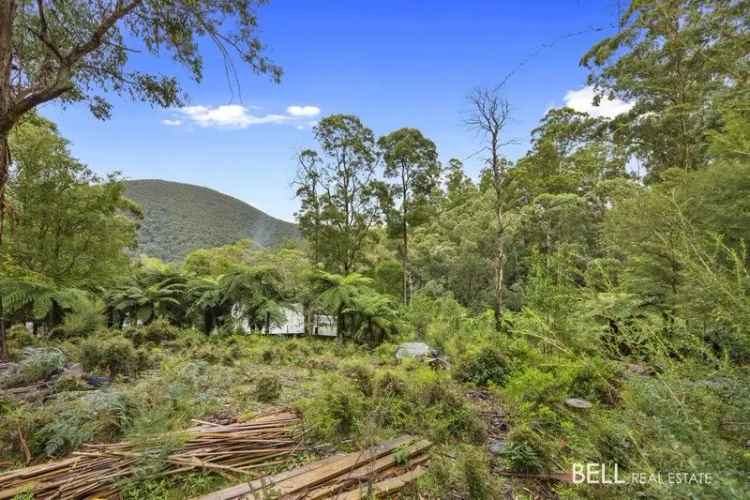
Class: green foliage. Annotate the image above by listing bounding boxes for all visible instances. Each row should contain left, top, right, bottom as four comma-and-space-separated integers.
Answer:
80, 334, 141, 377
455, 347, 510, 387
340, 360, 374, 397
581, 0, 749, 178
55, 297, 105, 339
184, 240, 253, 276
2, 4, 749, 498
501, 431, 544, 473
121, 472, 227, 500
378, 127, 442, 303
420, 445, 502, 499
33, 391, 131, 457
124, 319, 180, 347
4, 0, 280, 135
0, 347, 65, 388
126, 181, 299, 261
253, 374, 282, 403
0, 277, 89, 329
311, 271, 398, 342
603, 365, 750, 499
296, 374, 367, 441
294, 115, 381, 273
2, 390, 130, 459
6, 324, 35, 350
104, 262, 188, 327
6, 116, 138, 286
297, 363, 485, 446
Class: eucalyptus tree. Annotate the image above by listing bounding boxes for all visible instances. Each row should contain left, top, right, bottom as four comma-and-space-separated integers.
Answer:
443, 158, 476, 209
0, 0, 281, 239
581, 0, 750, 180
295, 115, 381, 274
378, 128, 441, 304
6, 115, 139, 286
293, 150, 324, 266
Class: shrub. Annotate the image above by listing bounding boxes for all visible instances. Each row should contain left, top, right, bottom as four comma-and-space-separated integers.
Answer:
122, 360, 232, 434
408, 369, 486, 444
55, 299, 105, 338
455, 347, 510, 387
125, 319, 179, 347
500, 423, 547, 473
296, 374, 366, 441
80, 334, 139, 377
189, 339, 241, 366
33, 391, 131, 457
7, 324, 35, 350
254, 374, 282, 402
0, 347, 65, 388
373, 370, 408, 398
340, 360, 374, 396
421, 445, 502, 499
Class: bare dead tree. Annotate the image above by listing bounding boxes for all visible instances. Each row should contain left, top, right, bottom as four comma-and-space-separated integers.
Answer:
465, 86, 512, 331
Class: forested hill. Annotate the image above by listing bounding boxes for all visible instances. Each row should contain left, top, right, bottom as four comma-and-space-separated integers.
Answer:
125, 179, 300, 260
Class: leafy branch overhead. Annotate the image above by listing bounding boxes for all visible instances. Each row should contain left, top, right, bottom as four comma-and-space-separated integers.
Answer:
1, 0, 281, 130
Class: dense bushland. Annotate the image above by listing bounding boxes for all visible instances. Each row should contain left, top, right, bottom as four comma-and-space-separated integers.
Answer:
1, 0, 749, 498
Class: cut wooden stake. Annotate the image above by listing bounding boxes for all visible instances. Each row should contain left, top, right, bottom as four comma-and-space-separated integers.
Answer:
0, 410, 302, 500
196, 435, 431, 500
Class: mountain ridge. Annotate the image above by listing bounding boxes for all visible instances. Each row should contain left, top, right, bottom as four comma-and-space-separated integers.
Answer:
125, 179, 300, 261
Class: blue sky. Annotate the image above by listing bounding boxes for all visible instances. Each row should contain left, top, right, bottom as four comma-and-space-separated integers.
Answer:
40, 0, 630, 222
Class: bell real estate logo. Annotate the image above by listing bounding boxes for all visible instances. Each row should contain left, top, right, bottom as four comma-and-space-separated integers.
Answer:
571, 463, 713, 486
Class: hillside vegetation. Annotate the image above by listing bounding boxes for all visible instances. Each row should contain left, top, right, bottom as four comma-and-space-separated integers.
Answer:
1, 1, 749, 498
125, 180, 300, 260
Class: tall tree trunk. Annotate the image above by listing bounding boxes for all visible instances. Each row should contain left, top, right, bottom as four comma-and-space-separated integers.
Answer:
492, 138, 504, 332
203, 309, 213, 335
494, 245, 505, 332
0, 303, 6, 362
402, 214, 409, 305
0, 1, 15, 245
0, 136, 8, 244
401, 166, 410, 305
336, 305, 344, 344
303, 303, 313, 336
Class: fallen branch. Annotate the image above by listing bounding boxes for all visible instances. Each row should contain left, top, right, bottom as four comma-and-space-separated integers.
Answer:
0, 409, 302, 500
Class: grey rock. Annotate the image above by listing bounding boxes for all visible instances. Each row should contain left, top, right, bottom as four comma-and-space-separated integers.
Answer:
565, 398, 593, 409
395, 342, 436, 360
64, 363, 84, 377
84, 375, 111, 388
625, 363, 650, 375
488, 438, 507, 455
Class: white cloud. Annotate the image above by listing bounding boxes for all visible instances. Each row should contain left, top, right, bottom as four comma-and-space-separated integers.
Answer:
286, 105, 321, 117
176, 104, 290, 128
563, 86, 634, 119
166, 103, 323, 129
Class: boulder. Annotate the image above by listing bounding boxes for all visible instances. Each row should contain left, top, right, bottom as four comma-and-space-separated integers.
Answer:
395, 342, 436, 360
488, 438, 507, 455
84, 375, 112, 388
565, 398, 593, 409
